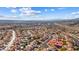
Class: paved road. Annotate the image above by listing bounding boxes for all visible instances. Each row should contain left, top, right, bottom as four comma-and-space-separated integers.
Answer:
27, 30, 33, 36
4, 30, 16, 51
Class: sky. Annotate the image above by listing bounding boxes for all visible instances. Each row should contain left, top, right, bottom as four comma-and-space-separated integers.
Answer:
0, 7, 79, 20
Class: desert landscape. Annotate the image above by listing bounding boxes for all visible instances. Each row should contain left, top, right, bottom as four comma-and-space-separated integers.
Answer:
0, 19, 79, 51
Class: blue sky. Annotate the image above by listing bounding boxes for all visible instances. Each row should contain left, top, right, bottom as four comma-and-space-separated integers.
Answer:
0, 7, 79, 20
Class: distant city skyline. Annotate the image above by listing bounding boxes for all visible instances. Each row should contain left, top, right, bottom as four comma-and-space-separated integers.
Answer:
0, 7, 79, 20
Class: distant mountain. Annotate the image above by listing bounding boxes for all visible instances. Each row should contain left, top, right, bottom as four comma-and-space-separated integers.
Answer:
0, 20, 59, 24
0, 18, 79, 24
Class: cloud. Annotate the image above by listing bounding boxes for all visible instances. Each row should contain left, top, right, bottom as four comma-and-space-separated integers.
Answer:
0, 15, 5, 17
71, 11, 79, 15
45, 9, 48, 12
71, 11, 79, 18
51, 9, 55, 11
74, 15, 79, 18
0, 14, 19, 20
0, 7, 41, 20
10, 9, 18, 18
0, 14, 8, 19
7, 15, 17, 18
19, 7, 41, 16
11, 9, 17, 13
58, 7, 65, 10
6, 7, 17, 9
45, 8, 55, 12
